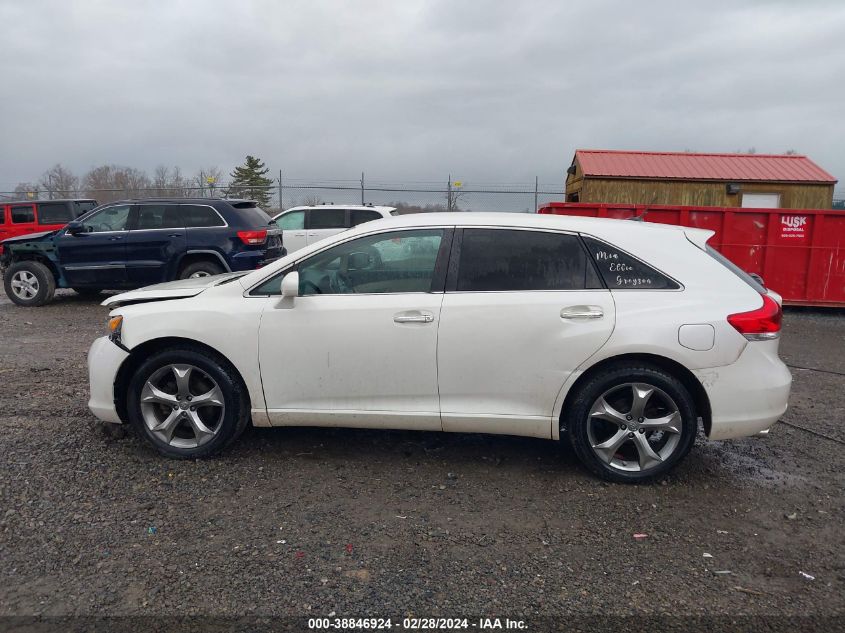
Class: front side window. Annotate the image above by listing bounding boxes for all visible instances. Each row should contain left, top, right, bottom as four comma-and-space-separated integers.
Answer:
182, 205, 225, 228
308, 208, 346, 230
80, 205, 131, 233
276, 210, 305, 230
582, 236, 679, 290
456, 229, 598, 291
133, 204, 182, 230
37, 202, 74, 224
11, 205, 35, 224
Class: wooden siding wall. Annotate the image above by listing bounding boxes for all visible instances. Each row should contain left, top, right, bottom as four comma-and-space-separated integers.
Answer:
565, 171, 834, 209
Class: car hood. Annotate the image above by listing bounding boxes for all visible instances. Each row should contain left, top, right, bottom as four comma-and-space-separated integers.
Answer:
102, 272, 248, 308
1, 230, 58, 245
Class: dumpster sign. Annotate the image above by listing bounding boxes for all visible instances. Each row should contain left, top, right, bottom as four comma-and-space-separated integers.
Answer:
781, 215, 808, 239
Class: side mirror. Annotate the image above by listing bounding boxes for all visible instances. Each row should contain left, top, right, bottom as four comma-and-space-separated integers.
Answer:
66, 221, 85, 235
281, 271, 300, 298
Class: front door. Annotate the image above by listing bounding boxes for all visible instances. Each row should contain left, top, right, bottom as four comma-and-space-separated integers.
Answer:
125, 204, 187, 286
56, 203, 131, 287
257, 227, 450, 430
437, 228, 615, 438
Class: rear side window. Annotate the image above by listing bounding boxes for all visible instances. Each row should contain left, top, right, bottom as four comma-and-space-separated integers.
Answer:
350, 209, 382, 226
706, 245, 766, 293
182, 205, 225, 228
582, 236, 680, 290
11, 205, 35, 224
134, 204, 183, 230
308, 208, 346, 229
37, 202, 74, 224
456, 229, 598, 291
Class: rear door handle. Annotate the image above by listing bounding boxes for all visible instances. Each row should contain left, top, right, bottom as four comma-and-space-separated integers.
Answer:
394, 311, 434, 324
560, 305, 604, 320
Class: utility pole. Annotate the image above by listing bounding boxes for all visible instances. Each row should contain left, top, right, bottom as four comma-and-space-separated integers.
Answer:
447, 174, 452, 212
48, 174, 54, 200
360, 172, 365, 205
534, 176, 539, 213
278, 170, 283, 211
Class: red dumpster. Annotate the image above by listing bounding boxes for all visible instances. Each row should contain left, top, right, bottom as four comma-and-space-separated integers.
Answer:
538, 202, 845, 307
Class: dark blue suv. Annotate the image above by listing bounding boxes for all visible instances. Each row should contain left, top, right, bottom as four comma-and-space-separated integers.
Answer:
1, 198, 284, 306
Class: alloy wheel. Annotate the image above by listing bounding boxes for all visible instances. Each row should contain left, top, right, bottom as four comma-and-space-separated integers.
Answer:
10, 270, 39, 300
586, 382, 683, 473
189, 271, 212, 278
139, 364, 225, 448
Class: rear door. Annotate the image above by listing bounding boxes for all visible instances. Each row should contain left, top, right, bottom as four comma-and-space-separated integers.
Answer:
437, 227, 615, 438
55, 203, 131, 286
125, 203, 187, 285
8, 203, 37, 240
306, 207, 347, 245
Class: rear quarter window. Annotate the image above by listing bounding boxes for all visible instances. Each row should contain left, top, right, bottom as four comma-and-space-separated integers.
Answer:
582, 236, 680, 290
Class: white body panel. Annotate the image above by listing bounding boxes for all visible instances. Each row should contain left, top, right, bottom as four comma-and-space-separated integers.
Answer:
87, 212, 790, 450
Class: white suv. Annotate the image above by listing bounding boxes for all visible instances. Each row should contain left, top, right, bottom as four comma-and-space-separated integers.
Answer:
272, 205, 396, 254
87, 212, 791, 483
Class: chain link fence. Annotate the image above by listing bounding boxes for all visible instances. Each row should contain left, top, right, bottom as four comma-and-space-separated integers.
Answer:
0, 177, 567, 214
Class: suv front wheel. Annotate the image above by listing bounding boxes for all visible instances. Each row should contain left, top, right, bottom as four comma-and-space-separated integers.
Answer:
4, 261, 56, 307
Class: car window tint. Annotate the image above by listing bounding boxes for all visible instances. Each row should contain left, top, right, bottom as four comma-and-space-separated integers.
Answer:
134, 205, 183, 230
582, 236, 679, 290
308, 208, 346, 229
350, 209, 382, 227
37, 202, 74, 224
11, 205, 35, 224
277, 210, 305, 230
456, 229, 594, 291
297, 229, 444, 295
73, 201, 98, 217
182, 205, 224, 228
81, 205, 132, 233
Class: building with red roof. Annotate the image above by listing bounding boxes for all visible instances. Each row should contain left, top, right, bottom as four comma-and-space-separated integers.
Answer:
565, 149, 837, 209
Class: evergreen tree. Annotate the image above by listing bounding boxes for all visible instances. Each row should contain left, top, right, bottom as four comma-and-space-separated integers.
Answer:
228, 155, 274, 207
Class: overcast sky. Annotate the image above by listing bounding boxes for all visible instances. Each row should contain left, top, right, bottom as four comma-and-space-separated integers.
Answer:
1, 0, 844, 192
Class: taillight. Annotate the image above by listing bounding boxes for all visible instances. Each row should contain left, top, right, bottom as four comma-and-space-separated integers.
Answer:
237, 230, 268, 245
727, 294, 782, 340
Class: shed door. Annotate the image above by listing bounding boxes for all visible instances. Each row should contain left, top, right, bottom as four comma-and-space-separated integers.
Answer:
742, 193, 780, 208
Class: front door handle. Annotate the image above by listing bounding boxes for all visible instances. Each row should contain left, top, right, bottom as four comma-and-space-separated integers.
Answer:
108, 236, 123, 241
394, 311, 434, 324
560, 305, 604, 320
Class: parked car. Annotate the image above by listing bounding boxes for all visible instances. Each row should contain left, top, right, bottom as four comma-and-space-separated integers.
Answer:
1, 198, 283, 307
272, 204, 396, 253
0, 198, 98, 253
88, 212, 791, 483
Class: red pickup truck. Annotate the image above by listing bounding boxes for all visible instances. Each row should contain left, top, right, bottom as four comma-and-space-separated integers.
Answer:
0, 199, 98, 253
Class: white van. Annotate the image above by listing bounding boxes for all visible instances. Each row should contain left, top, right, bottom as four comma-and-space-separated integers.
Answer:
272, 205, 396, 254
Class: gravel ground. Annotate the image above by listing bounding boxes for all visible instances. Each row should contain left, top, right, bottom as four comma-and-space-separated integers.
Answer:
0, 291, 843, 630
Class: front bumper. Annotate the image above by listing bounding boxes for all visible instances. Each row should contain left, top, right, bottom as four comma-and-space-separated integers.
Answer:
88, 336, 129, 424
693, 339, 792, 440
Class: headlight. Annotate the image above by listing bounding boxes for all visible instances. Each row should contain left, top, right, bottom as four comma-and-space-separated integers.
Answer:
108, 315, 123, 343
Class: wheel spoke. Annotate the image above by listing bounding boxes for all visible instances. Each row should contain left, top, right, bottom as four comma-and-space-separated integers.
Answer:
150, 409, 182, 443
141, 382, 178, 406
591, 429, 629, 464
632, 432, 663, 470
641, 410, 681, 434
171, 365, 193, 398
589, 397, 629, 427
186, 410, 216, 445
191, 385, 224, 408
629, 384, 654, 420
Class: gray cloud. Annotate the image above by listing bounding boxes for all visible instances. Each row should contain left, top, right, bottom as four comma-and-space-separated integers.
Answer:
1, 0, 843, 191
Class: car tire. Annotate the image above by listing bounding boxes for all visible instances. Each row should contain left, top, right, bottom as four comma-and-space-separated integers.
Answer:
72, 287, 103, 297
3, 260, 56, 307
179, 260, 225, 279
126, 346, 250, 459
565, 363, 698, 484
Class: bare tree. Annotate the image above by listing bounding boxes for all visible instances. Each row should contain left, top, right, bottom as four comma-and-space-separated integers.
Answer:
300, 193, 324, 206
39, 164, 79, 199
82, 165, 151, 203
13, 182, 39, 199
194, 167, 224, 198
153, 165, 189, 197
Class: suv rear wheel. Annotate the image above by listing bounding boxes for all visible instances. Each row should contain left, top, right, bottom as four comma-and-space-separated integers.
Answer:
4, 261, 56, 307
179, 260, 224, 279
565, 363, 698, 483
